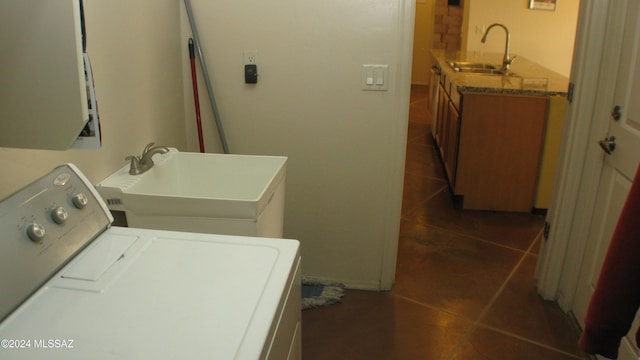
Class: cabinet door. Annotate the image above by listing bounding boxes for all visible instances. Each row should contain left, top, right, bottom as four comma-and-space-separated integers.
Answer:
0, 1, 87, 149
456, 93, 547, 211
444, 101, 460, 185
435, 83, 449, 160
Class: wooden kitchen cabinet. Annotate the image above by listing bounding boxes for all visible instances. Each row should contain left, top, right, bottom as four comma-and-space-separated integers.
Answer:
434, 83, 448, 157
434, 81, 461, 185
456, 93, 547, 211
430, 50, 569, 212
444, 100, 460, 185
433, 87, 548, 212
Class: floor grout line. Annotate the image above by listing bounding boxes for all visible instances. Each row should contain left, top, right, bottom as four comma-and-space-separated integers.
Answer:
475, 323, 587, 359
445, 227, 544, 360
392, 293, 476, 324
304, 86, 584, 359
400, 184, 543, 254
403, 87, 580, 359
426, 223, 538, 255
390, 291, 583, 358
400, 185, 448, 221
394, 289, 586, 359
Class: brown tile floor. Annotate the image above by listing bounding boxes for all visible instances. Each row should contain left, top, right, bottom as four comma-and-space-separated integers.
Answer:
301, 85, 591, 360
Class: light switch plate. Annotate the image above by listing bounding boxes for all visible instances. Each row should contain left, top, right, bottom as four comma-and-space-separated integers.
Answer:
361, 64, 388, 91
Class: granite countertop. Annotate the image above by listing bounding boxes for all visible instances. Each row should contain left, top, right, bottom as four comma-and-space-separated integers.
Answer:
432, 50, 570, 97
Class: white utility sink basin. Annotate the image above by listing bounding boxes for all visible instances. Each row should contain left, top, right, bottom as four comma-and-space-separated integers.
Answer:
96, 148, 287, 237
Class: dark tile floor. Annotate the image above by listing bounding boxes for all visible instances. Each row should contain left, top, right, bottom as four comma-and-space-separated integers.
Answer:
301, 85, 590, 360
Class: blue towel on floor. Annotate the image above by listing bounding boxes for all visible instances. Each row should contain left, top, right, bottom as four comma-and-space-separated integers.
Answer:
302, 284, 325, 298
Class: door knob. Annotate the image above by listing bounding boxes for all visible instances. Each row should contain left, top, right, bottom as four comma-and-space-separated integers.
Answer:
598, 136, 616, 155
611, 105, 622, 121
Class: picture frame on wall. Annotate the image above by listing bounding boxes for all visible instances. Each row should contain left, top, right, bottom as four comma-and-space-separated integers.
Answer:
529, 0, 556, 11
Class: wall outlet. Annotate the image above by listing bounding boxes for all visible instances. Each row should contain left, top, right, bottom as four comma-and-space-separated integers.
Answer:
244, 50, 258, 65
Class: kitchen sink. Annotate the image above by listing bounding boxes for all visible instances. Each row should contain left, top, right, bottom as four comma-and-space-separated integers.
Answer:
457, 68, 513, 75
96, 148, 288, 237
446, 61, 515, 76
447, 61, 497, 70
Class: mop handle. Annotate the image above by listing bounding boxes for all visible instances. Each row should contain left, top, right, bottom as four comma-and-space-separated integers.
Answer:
189, 38, 205, 153
188, 38, 195, 60
183, 0, 230, 154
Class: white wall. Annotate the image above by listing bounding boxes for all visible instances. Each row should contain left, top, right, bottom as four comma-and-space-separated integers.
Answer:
463, 0, 580, 77
0, 2, 186, 198
0, 0, 412, 291
181, 0, 413, 289
412, 0, 436, 84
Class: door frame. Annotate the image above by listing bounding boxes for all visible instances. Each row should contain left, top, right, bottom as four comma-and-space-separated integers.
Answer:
536, 0, 627, 311
380, 0, 416, 290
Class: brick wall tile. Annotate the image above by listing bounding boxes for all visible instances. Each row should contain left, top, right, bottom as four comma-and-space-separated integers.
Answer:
448, 6, 462, 16
443, 15, 462, 25
435, 5, 448, 16
433, 41, 447, 49
430, 3, 464, 51
447, 26, 461, 35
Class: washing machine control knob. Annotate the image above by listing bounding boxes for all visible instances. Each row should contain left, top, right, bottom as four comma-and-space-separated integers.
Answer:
51, 206, 69, 224
26, 223, 46, 242
72, 193, 88, 209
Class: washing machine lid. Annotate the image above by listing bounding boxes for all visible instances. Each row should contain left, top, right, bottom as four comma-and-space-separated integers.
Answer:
0, 226, 299, 360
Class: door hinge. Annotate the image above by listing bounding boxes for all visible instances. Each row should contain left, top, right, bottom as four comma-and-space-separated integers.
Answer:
567, 82, 574, 103
543, 221, 551, 241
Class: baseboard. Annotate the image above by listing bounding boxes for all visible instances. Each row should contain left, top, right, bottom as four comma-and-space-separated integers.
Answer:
301, 274, 383, 291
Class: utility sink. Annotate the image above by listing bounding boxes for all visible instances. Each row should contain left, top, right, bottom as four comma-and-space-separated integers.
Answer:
95, 148, 288, 237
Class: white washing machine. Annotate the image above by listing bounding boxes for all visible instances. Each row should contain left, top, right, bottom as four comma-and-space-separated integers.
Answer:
0, 164, 301, 359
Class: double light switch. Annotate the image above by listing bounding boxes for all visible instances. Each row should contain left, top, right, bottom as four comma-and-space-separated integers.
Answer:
362, 64, 389, 91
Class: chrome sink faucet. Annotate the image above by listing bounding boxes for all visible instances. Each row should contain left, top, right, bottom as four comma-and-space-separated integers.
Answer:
481, 23, 516, 72
125, 142, 169, 175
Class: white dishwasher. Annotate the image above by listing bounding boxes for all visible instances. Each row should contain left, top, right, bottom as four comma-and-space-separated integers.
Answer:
0, 164, 301, 359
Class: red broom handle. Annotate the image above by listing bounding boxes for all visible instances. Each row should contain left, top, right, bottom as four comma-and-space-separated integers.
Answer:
189, 38, 205, 153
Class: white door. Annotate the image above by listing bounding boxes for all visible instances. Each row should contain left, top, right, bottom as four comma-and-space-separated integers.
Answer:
572, 1, 640, 359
